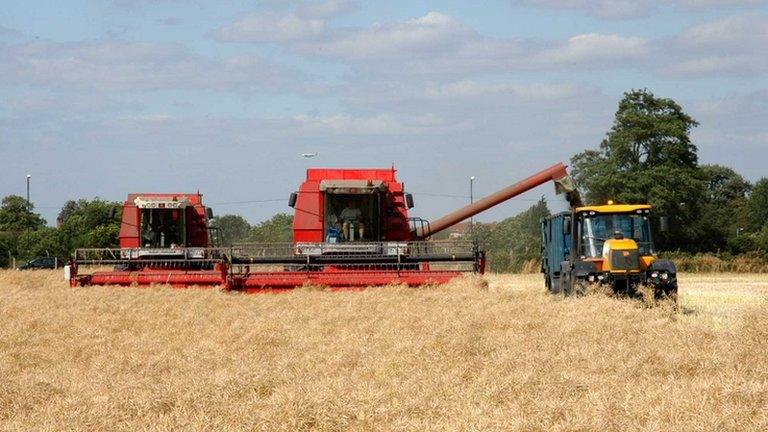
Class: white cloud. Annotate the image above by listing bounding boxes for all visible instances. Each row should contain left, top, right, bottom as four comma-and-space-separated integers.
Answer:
212, 9, 768, 78
664, 55, 768, 76
211, 0, 356, 43
514, 0, 761, 19
661, 14, 768, 76
7, 91, 142, 117
282, 12, 650, 76
678, 14, 768, 46
293, 12, 474, 59
297, 0, 357, 19
531, 33, 650, 65
0, 40, 303, 92
341, 80, 585, 108
212, 11, 326, 42
288, 112, 473, 135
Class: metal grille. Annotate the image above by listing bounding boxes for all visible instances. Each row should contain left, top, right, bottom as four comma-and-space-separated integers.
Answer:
74, 240, 478, 266
73, 247, 226, 265
230, 240, 476, 263
610, 249, 639, 271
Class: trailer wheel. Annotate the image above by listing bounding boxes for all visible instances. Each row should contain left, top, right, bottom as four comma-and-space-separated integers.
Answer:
547, 276, 561, 294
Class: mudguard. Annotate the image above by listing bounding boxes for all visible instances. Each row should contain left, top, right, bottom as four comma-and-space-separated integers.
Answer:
648, 258, 678, 296
648, 259, 676, 274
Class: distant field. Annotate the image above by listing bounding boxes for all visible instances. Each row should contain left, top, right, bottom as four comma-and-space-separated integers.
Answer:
1, 271, 767, 431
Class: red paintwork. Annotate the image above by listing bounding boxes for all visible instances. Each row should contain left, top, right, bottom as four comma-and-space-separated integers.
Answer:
85, 269, 227, 288
119, 193, 210, 248
237, 270, 462, 292
293, 167, 411, 242
73, 267, 463, 292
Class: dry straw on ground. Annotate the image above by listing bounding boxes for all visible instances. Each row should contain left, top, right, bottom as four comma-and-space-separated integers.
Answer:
1, 270, 767, 431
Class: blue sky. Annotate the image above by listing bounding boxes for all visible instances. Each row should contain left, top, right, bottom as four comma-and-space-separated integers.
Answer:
1, 0, 767, 225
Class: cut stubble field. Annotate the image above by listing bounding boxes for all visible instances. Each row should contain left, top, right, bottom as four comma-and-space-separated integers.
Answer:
1, 271, 767, 431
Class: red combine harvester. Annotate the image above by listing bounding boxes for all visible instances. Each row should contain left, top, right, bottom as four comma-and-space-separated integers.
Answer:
69, 163, 575, 291
69, 193, 226, 287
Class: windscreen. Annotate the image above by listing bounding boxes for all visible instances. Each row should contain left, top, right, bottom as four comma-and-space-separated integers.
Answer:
580, 212, 653, 257
324, 193, 379, 242
140, 208, 186, 248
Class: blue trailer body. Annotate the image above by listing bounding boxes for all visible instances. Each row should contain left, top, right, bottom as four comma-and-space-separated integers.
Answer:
540, 211, 571, 289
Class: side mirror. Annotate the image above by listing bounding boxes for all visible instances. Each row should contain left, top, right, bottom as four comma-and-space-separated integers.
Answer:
659, 216, 669, 233
288, 192, 298, 208
206, 208, 214, 220
405, 193, 414, 209
563, 216, 572, 235
108, 207, 116, 219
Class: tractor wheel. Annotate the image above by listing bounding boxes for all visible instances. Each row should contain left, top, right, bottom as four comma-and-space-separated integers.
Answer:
548, 276, 561, 294
655, 282, 678, 302
572, 279, 590, 296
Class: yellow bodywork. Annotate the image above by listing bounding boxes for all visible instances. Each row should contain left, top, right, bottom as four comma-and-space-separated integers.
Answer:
603, 238, 637, 251
575, 204, 651, 214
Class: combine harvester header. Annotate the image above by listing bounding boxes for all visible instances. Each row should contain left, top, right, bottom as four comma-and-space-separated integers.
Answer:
69, 163, 576, 291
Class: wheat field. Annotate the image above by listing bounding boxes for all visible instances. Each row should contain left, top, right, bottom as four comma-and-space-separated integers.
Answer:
1, 270, 767, 431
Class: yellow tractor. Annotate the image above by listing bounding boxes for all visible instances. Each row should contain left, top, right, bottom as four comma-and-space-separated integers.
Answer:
541, 201, 677, 298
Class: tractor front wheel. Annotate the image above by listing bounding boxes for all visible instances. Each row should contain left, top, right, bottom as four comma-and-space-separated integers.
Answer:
572, 279, 590, 296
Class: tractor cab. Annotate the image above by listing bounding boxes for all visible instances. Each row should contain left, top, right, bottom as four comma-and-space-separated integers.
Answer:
573, 203, 656, 275
320, 180, 384, 242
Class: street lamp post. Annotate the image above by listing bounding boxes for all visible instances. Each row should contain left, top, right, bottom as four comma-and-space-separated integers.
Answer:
469, 176, 476, 232
24, 174, 31, 265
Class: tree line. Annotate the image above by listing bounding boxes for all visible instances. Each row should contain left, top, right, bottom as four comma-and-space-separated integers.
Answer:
1, 89, 766, 270
0, 197, 122, 267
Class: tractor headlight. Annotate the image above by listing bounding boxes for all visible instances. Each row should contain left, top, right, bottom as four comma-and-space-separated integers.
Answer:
597, 275, 605, 281
651, 271, 659, 278
661, 272, 669, 280
588, 275, 595, 282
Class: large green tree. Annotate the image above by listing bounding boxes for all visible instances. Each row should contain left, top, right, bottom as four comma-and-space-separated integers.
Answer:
249, 213, 293, 243
0, 195, 47, 263
210, 214, 251, 245
0, 195, 46, 231
747, 178, 768, 232
571, 89, 705, 250
698, 165, 752, 251
57, 199, 122, 252
17, 227, 68, 259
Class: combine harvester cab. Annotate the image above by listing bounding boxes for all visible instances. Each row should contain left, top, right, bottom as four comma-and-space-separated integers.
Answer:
69, 193, 227, 288
541, 202, 677, 298
71, 163, 576, 291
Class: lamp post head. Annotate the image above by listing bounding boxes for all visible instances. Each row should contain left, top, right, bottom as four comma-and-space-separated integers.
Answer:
470, 176, 476, 181
26, 174, 31, 179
